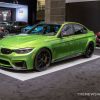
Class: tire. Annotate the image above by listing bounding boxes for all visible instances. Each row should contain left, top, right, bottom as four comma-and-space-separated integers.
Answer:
84, 42, 94, 58
0, 31, 8, 38
34, 48, 52, 71
4, 30, 9, 35
0, 33, 3, 38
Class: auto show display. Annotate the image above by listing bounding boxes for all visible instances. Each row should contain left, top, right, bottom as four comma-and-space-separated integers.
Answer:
0, 9, 11, 22
0, 1, 100, 100
0, 2, 28, 22
0, 22, 95, 71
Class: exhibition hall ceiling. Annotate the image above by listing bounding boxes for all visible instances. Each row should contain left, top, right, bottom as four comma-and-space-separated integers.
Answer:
66, 0, 98, 3
0, 2, 27, 8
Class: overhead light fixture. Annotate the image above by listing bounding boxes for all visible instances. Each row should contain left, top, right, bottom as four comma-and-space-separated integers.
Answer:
13, 0, 18, 4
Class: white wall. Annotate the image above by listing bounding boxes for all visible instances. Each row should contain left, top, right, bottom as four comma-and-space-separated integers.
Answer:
66, 0, 99, 3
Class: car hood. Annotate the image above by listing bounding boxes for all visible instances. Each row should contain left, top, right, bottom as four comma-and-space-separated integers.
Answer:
0, 34, 56, 49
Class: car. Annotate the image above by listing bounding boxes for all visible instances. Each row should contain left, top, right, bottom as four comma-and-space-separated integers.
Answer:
0, 22, 11, 33
95, 32, 100, 46
21, 25, 34, 33
0, 22, 96, 71
0, 21, 28, 34
21, 21, 44, 33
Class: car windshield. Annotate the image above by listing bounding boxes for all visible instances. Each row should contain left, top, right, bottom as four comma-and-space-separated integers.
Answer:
0, 22, 6, 24
8, 22, 13, 25
0, 22, 9, 25
27, 24, 61, 36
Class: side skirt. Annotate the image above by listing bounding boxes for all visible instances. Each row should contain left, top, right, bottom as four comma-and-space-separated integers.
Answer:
52, 53, 83, 63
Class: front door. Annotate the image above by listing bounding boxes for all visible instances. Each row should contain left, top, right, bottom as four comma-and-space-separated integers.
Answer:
53, 24, 76, 60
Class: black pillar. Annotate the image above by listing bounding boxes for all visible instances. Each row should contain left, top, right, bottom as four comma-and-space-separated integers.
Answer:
27, 0, 37, 25
66, 1, 100, 32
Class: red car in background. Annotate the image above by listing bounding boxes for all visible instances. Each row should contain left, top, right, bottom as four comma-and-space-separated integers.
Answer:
96, 32, 100, 46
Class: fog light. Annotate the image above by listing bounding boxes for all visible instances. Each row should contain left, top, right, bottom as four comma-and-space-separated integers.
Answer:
14, 61, 27, 69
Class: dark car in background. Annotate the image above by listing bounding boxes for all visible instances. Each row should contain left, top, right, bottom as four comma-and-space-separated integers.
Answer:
0, 21, 27, 33
0, 21, 28, 38
5, 21, 28, 33
0, 22, 10, 38
95, 32, 100, 46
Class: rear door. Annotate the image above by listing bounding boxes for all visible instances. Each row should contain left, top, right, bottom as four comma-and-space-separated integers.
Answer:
72, 24, 89, 53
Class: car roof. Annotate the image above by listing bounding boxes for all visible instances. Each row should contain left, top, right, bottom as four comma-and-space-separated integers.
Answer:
63, 22, 82, 25
36, 23, 61, 26
42, 22, 82, 25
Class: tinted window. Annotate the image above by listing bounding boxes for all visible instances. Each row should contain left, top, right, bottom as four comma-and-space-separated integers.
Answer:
61, 24, 74, 37
19, 22, 22, 26
14, 22, 27, 26
73, 24, 87, 35
18, 22, 24, 26
14, 22, 18, 26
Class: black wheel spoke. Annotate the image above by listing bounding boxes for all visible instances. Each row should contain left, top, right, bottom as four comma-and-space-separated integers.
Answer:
84, 43, 94, 58
35, 49, 51, 71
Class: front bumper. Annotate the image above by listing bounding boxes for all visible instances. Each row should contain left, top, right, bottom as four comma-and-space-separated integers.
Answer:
0, 50, 36, 70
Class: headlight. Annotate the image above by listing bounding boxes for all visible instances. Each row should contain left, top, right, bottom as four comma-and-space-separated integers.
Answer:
14, 26, 18, 28
14, 48, 33, 54
0, 27, 4, 30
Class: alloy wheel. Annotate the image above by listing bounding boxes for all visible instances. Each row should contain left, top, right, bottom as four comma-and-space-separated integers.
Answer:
34, 48, 51, 71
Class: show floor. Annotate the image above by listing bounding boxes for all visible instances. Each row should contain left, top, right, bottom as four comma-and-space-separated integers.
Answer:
0, 48, 100, 100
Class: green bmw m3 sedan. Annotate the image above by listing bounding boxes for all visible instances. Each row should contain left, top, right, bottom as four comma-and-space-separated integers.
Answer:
0, 22, 96, 71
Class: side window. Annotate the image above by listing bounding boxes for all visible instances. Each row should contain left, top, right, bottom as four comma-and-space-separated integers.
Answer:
44, 25, 51, 33
52, 25, 61, 33
73, 24, 87, 35
61, 24, 74, 37
32, 25, 44, 33
49, 25, 57, 33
